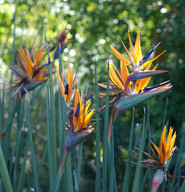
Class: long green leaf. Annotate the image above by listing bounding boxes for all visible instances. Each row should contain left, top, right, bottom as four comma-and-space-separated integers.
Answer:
77, 142, 83, 191
45, 27, 57, 180
132, 109, 146, 192
46, 85, 54, 192
122, 108, 135, 192
27, 99, 40, 192
0, 145, 13, 192
95, 62, 101, 192
103, 62, 109, 192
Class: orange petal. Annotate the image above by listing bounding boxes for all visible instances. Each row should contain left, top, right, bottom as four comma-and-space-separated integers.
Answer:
165, 127, 173, 155
109, 64, 124, 90
110, 46, 130, 65
56, 68, 66, 99
128, 31, 138, 64
82, 109, 94, 128
135, 31, 142, 62
150, 140, 163, 163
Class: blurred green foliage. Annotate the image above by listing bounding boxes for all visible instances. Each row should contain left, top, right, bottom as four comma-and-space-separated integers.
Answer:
0, 0, 185, 190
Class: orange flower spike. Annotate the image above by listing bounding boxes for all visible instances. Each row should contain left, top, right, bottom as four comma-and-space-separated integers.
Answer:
150, 126, 176, 165
120, 61, 129, 84
72, 90, 94, 132
135, 31, 142, 62
56, 64, 76, 105
67, 65, 72, 104
110, 45, 130, 65
82, 109, 94, 128
34, 47, 43, 68
109, 63, 124, 90
73, 89, 80, 127
56, 68, 66, 99
128, 31, 138, 64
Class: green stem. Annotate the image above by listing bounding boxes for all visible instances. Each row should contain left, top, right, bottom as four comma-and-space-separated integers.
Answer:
103, 62, 109, 192
95, 61, 101, 192
27, 100, 40, 192
0, 145, 13, 192
46, 85, 54, 191
122, 108, 135, 192
45, 27, 57, 180
132, 108, 146, 192
77, 142, 83, 191
53, 148, 70, 192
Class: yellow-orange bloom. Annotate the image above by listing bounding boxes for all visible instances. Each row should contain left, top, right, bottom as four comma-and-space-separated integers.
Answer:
110, 31, 165, 70
11, 47, 49, 98
129, 126, 177, 172
54, 30, 70, 59
56, 64, 76, 105
98, 59, 169, 100
97, 31, 171, 112
150, 126, 176, 167
72, 89, 94, 132
58, 90, 94, 184
128, 126, 181, 192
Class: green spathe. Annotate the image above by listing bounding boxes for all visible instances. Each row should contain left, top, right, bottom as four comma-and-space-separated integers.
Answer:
24, 80, 46, 91
115, 86, 170, 118
65, 129, 93, 152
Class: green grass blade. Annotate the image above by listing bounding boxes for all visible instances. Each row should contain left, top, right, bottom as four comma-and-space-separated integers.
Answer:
46, 84, 54, 192
140, 104, 150, 192
132, 108, 146, 192
27, 99, 40, 192
45, 27, 57, 179
95, 62, 101, 192
103, 62, 109, 192
2, 101, 18, 165
0, 145, 13, 192
58, 43, 69, 191
65, 154, 74, 192
58, 45, 64, 160
76, 142, 83, 191
17, 127, 30, 192
109, 128, 117, 192
122, 108, 135, 192
0, 86, 5, 131
140, 169, 150, 192
177, 123, 185, 192
12, 100, 24, 189
162, 97, 168, 129
38, 143, 48, 177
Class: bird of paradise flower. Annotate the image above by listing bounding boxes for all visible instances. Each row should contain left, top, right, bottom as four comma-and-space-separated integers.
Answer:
56, 64, 94, 176
95, 31, 172, 140
128, 126, 184, 192
54, 86, 95, 192
49, 29, 70, 59
10, 47, 50, 99
56, 64, 77, 105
